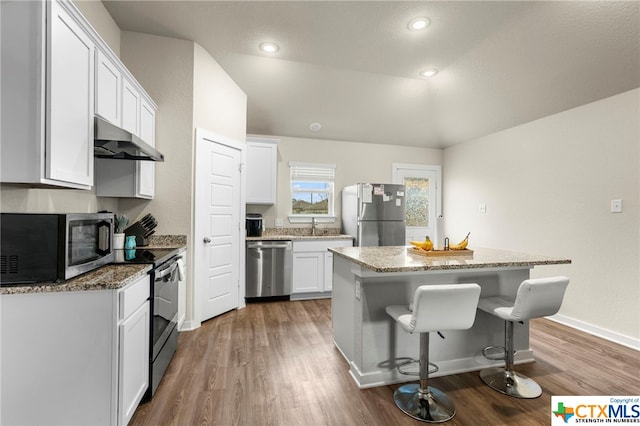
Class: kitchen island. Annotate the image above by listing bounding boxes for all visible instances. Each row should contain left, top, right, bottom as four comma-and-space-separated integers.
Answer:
329, 246, 571, 388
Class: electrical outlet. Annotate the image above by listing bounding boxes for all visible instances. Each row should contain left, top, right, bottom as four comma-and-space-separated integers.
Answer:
479, 203, 487, 213
275, 218, 284, 227
611, 199, 623, 213
355, 280, 361, 300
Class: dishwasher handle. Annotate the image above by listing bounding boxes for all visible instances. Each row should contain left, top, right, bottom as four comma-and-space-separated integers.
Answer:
247, 242, 291, 250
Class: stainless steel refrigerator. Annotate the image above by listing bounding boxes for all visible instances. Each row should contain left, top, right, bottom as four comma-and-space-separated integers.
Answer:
341, 183, 406, 246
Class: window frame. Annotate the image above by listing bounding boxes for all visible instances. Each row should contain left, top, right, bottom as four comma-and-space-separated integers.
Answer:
288, 162, 336, 223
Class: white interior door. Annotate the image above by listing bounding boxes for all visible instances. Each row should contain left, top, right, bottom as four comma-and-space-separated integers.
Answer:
195, 130, 243, 322
392, 163, 442, 245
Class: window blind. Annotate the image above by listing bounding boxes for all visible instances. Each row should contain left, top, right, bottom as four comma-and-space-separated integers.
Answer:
289, 162, 335, 181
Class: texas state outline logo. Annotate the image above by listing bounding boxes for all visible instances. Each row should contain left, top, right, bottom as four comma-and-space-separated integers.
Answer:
551, 396, 640, 425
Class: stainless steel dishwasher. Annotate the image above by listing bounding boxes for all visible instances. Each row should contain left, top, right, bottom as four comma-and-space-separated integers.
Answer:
246, 240, 292, 298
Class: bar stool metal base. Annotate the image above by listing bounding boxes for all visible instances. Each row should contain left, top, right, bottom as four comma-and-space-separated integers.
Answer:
479, 367, 542, 399
393, 384, 455, 423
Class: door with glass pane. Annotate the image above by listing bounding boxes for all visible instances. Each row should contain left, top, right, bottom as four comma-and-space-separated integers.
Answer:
392, 164, 441, 245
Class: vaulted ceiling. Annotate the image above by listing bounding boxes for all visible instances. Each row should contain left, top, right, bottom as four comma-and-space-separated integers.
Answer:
103, 1, 639, 148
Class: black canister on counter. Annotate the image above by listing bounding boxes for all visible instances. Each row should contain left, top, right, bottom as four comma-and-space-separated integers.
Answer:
246, 213, 263, 237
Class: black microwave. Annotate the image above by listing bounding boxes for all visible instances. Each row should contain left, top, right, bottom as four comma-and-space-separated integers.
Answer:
0, 213, 115, 285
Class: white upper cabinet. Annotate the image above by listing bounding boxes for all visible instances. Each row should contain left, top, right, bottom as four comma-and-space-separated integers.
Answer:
95, 49, 122, 126
122, 78, 141, 135
1, 0, 94, 189
246, 137, 278, 205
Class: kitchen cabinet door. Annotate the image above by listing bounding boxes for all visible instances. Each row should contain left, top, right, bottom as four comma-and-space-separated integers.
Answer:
117, 273, 150, 426
46, 0, 94, 187
118, 301, 149, 426
95, 49, 121, 126
292, 252, 324, 294
122, 78, 140, 135
1, 0, 94, 189
246, 138, 278, 204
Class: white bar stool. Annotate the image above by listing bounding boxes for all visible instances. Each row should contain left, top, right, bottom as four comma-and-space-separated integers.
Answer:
386, 283, 481, 423
478, 276, 569, 399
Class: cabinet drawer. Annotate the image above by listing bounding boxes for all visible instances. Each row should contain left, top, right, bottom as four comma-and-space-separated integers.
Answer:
292, 239, 352, 253
119, 275, 150, 320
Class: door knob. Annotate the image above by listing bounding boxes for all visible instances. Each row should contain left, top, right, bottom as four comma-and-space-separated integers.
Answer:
203, 237, 211, 243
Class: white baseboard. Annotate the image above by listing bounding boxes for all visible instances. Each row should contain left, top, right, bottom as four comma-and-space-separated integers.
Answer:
179, 320, 201, 332
549, 314, 640, 351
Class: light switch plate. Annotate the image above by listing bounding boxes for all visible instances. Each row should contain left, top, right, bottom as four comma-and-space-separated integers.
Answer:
479, 203, 487, 213
611, 199, 623, 213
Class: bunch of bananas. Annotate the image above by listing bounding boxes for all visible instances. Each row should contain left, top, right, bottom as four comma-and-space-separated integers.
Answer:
410, 236, 434, 252
449, 232, 470, 250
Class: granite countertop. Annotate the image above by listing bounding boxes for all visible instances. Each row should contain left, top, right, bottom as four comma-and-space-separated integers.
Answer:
246, 228, 353, 241
1, 234, 188, 295
145, 234, 187, 248
328, 246, 571, 273
0, 264, 151, 295
247, 234, 353, 241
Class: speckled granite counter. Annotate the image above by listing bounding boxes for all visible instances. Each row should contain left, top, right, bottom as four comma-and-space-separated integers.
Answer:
331, 246, 572, 388
328, 246, 571, 273
247, 234, 353, 241
0, 264, 150, 295
146, 234, 187, 248
246, 228, 353, 242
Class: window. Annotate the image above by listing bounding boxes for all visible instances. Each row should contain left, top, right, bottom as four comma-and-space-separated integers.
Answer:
289, 162, 335, 222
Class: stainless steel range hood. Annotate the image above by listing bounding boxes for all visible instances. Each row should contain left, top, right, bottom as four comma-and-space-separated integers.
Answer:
94, 116, 164, 162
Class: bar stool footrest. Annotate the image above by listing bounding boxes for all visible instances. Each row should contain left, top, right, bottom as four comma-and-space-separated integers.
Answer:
397, 359, 439, 376
482, 345, 507, 361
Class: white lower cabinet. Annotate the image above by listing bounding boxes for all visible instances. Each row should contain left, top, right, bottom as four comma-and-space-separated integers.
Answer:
0, 274, 150, 426
118, 275, 150, 426
291, 239, 353, 299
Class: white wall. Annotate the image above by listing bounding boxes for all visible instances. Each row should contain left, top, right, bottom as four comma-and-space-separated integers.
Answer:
193, 44, 247, 144
443, 88, 640, 342
247, 135, 443, 229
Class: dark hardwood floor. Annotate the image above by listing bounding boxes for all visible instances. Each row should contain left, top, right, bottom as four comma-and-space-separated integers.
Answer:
131, 299, 640, 426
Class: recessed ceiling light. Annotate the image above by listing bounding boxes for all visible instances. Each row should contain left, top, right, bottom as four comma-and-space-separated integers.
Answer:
420, 68, 438, 78
408, 17, 430, 31
259, 42, 279, 53
309, 122, 322, 132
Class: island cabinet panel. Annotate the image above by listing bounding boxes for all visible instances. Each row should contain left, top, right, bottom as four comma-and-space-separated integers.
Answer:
0, 274, 151, 426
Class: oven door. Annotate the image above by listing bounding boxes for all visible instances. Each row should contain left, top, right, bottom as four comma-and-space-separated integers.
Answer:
151, 258, 180, 360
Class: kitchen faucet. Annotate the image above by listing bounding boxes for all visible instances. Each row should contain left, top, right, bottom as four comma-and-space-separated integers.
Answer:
312, 217, 318, 236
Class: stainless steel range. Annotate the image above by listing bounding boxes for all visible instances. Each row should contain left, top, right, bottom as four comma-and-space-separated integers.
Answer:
113, 247, 182, 400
